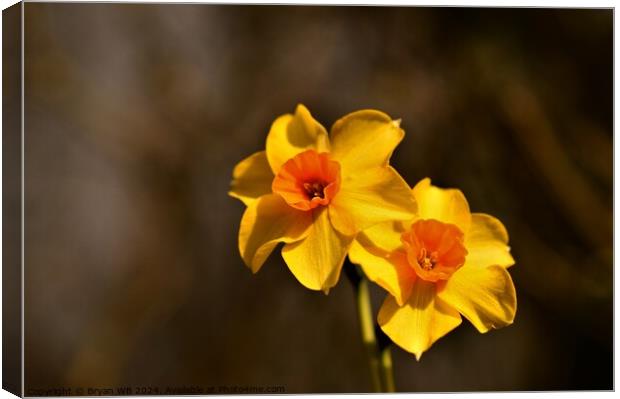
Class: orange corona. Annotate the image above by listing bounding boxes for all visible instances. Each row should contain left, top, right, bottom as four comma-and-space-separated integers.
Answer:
272, 149, 341, 211
401, 219, 468, 282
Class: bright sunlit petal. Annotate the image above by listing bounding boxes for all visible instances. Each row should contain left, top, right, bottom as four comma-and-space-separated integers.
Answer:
437, 264, 516, 333
239, 194, 312, 273
229, 151, 274, 205
265, 104, 329, 174
378, 279, 462, 361
282, 208, 353, 292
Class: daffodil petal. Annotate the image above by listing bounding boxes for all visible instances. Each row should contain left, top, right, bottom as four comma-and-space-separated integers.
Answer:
349, 241, 416, 306
282, 208, 353, 292
437, 264, 516, 333
379, 280, 462, 361
465, 213, 515, 269
329, 110, 404, 175
229, 151, 274, 206
265, 104, 329, 174
356, 220, 407, 252
329, 166, 417, 236
239, 194, 312, 273
412, 178, 471, 232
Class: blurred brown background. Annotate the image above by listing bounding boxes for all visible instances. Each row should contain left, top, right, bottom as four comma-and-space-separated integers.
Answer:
21, 4, 612, 393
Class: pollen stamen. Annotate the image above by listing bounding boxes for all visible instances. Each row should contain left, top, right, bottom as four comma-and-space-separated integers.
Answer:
417, 248, 439, 271
303, 181, 326, 199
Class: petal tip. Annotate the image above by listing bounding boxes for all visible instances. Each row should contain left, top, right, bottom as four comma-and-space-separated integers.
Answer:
295, 103, 310, 115
413, 177, 432, 191
477, 325, 492, 334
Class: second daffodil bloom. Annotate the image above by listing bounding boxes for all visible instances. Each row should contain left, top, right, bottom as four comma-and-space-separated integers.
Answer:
349, 178, 516, 360
229, 104, 416, 292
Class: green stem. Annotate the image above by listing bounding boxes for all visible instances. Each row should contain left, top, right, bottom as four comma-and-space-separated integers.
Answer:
344, 261, 396, 392
356, 273, 383, 392
380, 346, 395, 392
375, 320, 396, 392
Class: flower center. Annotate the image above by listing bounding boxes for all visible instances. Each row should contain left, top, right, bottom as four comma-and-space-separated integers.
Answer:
401, 219, 467, 282
303, 181, 326, 199
272, 149, 341, 211
417, 248, 439, 271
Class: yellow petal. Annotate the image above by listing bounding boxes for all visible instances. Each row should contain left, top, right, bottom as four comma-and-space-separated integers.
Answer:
356, 220, 408, 253
349, 240, 415, 306
465, 213, 515, 269
282, 208, 353, 292
412, 178, 471, 232
265, 104, 329, 174
328, 166, 417, 236
329, 110, 404, 175
229, 151, 274, 206
239, 194, 312, 273
437, 264, 516, 333
378, 280, 462, 361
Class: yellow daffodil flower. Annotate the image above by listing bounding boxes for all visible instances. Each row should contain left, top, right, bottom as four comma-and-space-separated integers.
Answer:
349, 178, 516, 360
229, 104, 417, 292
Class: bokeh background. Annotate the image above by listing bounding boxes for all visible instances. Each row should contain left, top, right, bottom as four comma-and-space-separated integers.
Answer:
21, 4, 612, 393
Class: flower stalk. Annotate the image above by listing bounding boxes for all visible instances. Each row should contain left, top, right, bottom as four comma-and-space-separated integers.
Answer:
344, 260, 395, 392
380, 346, 395, 392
